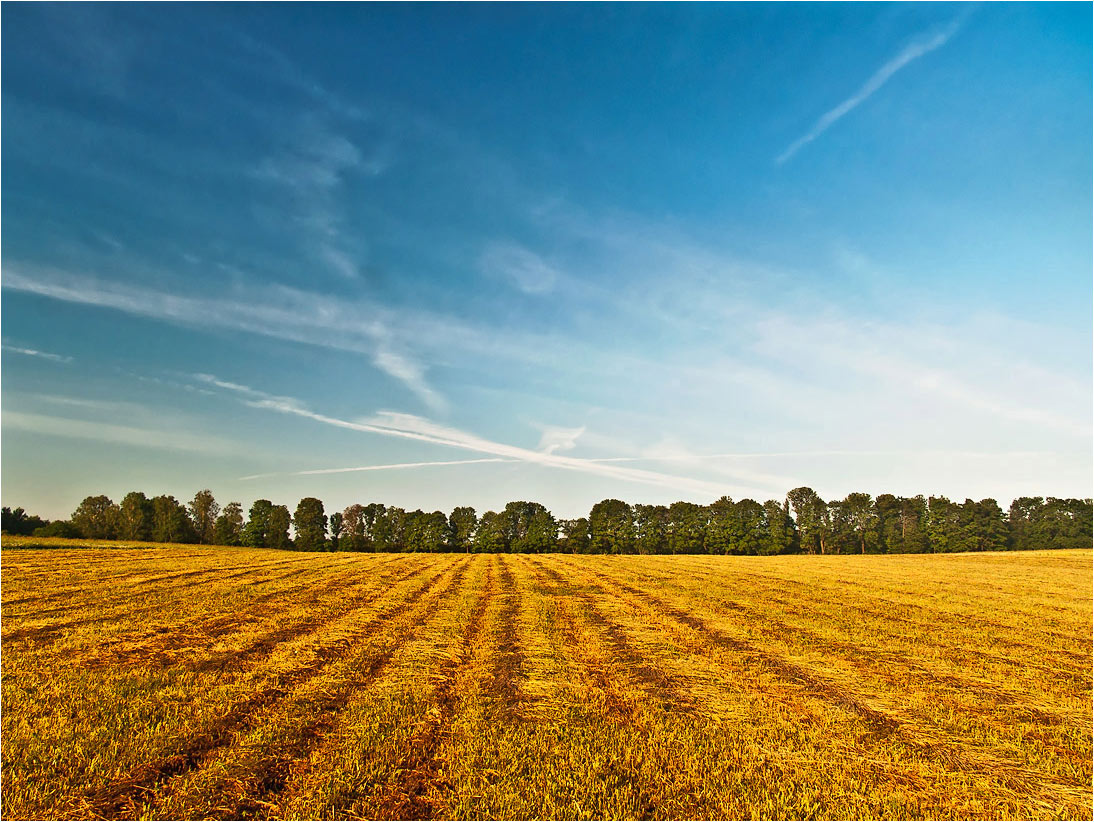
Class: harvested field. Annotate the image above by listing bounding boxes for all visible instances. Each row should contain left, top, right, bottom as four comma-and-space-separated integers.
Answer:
1, 546, 1091, 819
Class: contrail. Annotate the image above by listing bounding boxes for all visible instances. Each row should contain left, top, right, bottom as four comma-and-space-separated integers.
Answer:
239, 458, 514, 481
777, 16, 964, 164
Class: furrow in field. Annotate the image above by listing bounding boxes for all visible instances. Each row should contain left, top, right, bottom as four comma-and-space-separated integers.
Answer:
620, 562, 1090, 712
527, 557, 698, 715
188, 561, 433, 674
1, 555, 319, 614
561, 559, 1092, 808
484, 555, 526, 720
3, 549, 209, 574
634, 556, 1094, 639
665, 555, 1092, 636
192, 559, 475, 821
771, 587, 1091, 666
616, 560, 1092, 694
678, 556, 1089, 634
3, 551, 300, 591
1, 567, 216, 609
0, 557, 373, 647
364, 557, 495, 821
79, 560, 466, 820
247, 554, 407, 605
804, 570, 1088, 627
679, 591, 1088, 762
65, 561, 423, 672
826, 605, 1093, 687
556, 595, 636, 719
520, 559, 640, 720
612, 557, 1092, 788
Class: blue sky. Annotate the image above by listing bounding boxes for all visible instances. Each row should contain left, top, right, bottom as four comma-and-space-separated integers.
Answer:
2, 2, 1091, 521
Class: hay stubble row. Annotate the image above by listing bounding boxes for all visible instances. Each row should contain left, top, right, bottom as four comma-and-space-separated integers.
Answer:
2, 547, 1090, 819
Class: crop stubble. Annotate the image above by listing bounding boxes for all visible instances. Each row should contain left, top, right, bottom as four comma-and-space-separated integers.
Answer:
1, 546, 1090, 819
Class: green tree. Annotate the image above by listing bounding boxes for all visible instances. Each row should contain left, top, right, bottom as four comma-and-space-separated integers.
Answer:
559, 518, 590, 553
761, 499, 794, 555
329, 511, 343, 551
151, 495, 196, 543
214, 502, 244, 546
448, 506, 477, 553
523, 506, 558, 553
876, 494, 902, 553
1040, 498, 1094, 550
634, 504, 669, 555
927, 496, 962, 552
188, 489, 219, 545
383, 507, 408, 552
34, 520, 81, 538
408, 510, 448, 552
503, 501, 556, 553
269, 505, 292, 550
1003, 496, 1091, 551
72, 495, 120, 539
705, 496, 735, 555
589, 499, 635, 554
473, 511, 508, 553
293, 497, 327, 551
1008, 496, 1043, 551
119, 492, 153, 541
877, 495, 928, 553
731, 499, 768, 555
826, 498, 854, 554
962, 498, 1007, 552
405, 510, 424, 552
242, 500, 273, 548
341, 504, 367, 551
362, 503, 387, 551
667, 501, 705, 555
788, 487, 827, 554
844, 492, 879, 554
899, 496, 930, 553
1, 507, 48, 535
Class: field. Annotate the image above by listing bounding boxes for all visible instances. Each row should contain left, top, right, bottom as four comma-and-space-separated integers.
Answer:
1, 545, 1091, 820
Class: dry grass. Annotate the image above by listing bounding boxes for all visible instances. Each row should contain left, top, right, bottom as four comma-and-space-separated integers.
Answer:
2, 545, 1090, 819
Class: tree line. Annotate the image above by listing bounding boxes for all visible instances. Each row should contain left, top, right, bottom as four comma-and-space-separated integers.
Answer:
3, 487, 1090, 555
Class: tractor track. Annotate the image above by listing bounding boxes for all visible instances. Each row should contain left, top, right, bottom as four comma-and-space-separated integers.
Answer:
80, 559, 469, 820
366, 557, 496, 821
557, 559, 1093, 805
529, 558, 698, 715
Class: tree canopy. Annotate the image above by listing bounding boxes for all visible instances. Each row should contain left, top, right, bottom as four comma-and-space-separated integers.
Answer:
2, 487, 1087, 556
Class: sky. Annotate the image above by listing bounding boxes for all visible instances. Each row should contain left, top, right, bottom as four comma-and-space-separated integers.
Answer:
2, 2, 1091, 522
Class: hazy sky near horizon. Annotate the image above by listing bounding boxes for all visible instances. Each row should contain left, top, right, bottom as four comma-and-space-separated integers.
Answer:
2, 2, 1091, 521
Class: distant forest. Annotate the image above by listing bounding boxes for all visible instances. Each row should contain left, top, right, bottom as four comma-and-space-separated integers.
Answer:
3, 488, 1091, 555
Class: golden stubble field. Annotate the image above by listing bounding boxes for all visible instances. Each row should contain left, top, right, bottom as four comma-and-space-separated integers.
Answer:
1, 544, 1091, 820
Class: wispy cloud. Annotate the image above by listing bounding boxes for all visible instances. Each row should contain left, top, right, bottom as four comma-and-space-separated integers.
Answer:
240, 457, 513, 481
2, 263, 444, 411
28, 394, 146, 414
776, 16, 965, 164
596, 449, 1052, 461
2, 344, 73, 364
1, 410, 243, 455
232, 29, 369, 122
570, 433, 802, 491
537, 424, 586, 455
479, 242, 559, 295
255, 119, 370, 192
371, 346, 446, 414
751, 311, 1091, 439
254, 117, 378, 281
197, 374, 758, 499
